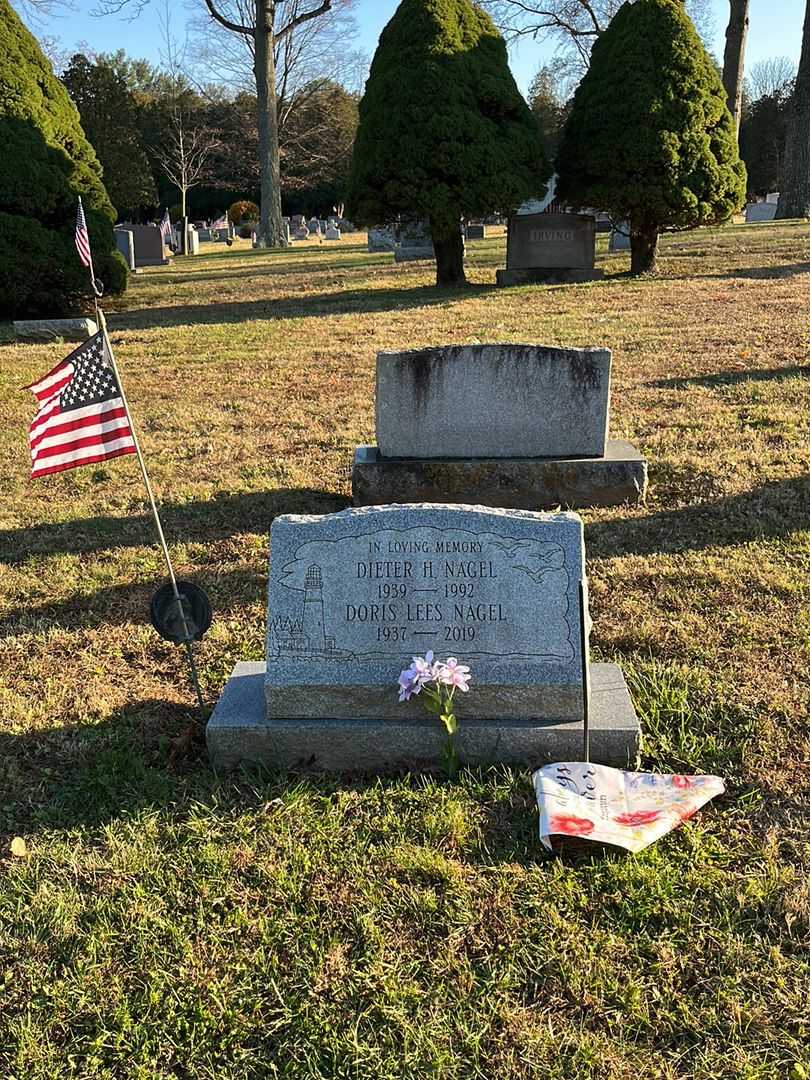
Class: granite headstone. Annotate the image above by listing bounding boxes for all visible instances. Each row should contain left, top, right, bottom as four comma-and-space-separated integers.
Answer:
376, 344, 611, 459
208, 504, 642, 770
497, 212, 598, 285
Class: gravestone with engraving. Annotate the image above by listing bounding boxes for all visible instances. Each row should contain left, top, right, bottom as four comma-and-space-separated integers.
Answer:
207, 504, 641, 771
353, 344, 647, 510
497, 212, 600, 285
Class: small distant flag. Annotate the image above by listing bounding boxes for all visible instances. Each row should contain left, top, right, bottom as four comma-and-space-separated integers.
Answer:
75, 196, 92, 269
25, 331, 135, 479
211, 212, 228, 230
159, 208, 174, 251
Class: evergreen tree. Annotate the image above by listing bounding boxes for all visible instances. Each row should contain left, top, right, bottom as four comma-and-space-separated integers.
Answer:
61, 54, 157, 217
0, 0, 127, 318
556, 0, 746, 274
346, 0, 548, 286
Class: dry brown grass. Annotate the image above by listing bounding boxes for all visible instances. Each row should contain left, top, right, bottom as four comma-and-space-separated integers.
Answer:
0, 222, 808, 1079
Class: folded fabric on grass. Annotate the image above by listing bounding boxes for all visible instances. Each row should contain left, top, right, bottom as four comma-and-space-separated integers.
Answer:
534, 763, 726, 854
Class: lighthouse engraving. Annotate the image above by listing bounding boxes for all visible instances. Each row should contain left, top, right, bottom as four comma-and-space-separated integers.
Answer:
302, 564, 326, 651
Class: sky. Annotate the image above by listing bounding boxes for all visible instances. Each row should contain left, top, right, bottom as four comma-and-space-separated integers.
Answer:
20, 0, 806, 94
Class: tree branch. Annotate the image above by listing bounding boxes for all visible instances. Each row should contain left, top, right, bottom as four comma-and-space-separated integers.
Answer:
203, 0, 254, 37
276, 0, 332, 42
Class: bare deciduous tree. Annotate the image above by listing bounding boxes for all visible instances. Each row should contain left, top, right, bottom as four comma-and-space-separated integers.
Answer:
722, 0, 749, 136
747, 56, 797, 102
152, 105, 218, 219
482, 0, 715, 72
86, 0, 344, 246
185, 0, 362, 195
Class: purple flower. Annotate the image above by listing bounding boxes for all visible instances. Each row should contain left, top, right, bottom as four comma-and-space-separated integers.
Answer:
397, 665, 422, 702
436, 657, 471, 692
411, 651, 438, 686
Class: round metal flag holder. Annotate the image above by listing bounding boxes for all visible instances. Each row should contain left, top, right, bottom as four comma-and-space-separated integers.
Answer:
150, 580, 212, 645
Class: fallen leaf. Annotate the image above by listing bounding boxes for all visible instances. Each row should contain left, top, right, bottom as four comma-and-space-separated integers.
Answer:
10, 837, 27, 858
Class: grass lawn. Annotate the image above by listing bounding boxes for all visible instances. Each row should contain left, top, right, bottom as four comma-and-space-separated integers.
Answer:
0, 224, 808, 1079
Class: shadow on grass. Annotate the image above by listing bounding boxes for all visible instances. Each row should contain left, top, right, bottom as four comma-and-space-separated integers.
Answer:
109, 282, 494, 331
589, 475, 809, 559
647, 365, 810, 390
0, 565, 267, 637
3, 476, 805, 569
0, 487, 349, 566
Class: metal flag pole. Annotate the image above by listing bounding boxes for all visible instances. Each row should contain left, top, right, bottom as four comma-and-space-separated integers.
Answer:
95, 311, 207, 716
579, 579, 591, 764
78, 200, 206, 717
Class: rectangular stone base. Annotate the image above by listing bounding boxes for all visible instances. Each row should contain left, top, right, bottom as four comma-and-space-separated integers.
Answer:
207, 662, 641, 773
496, 268, 605, 286
14, 318, 98, 343
352, 441, 647, 511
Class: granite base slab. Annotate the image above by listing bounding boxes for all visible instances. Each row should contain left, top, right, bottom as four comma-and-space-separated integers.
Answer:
352, 441, 647, 510
14, 318, 98, 343
207, 661, 641, 773
496, 268, 605, 286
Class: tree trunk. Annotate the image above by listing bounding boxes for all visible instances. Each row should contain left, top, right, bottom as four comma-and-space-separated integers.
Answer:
629, 219, 659, 275
722, 0, 750, 136
254, 0, 286, 247
430, 218, 466, 287
777, 0, 810, 218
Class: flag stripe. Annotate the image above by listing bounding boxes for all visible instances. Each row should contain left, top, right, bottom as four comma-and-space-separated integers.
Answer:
30, 401, 128, 451
31, 396, 125, 441
31, 411, 131, 457
32, 427, 135, 466
31, 442, 136, 479
27, 362, 73, 401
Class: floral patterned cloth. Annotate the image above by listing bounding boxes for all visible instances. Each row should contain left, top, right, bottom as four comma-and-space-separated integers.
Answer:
533, 763, 725, 854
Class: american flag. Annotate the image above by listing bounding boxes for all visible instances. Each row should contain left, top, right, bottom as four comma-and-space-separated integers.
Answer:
159, 208, 174, 251
75, 197, 92, 269
26, 332, 136, 479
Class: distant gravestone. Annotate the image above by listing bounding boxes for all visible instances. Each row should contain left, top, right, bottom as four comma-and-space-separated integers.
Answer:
497, 213, 598, 285
207, 503, 642, 771
293, 225, 310, 240
186, 225, 200, 256
129, 224, 170, 267
368, 226, 397, 252
325, 225, 341, 240
395, 218, 436, 262
113, 228, 135, 271
609, 222, 631, 251
14, 317, 98, 343
745, 201, 777, 223
308, 218, 322, 236
465, 223, 487, 240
